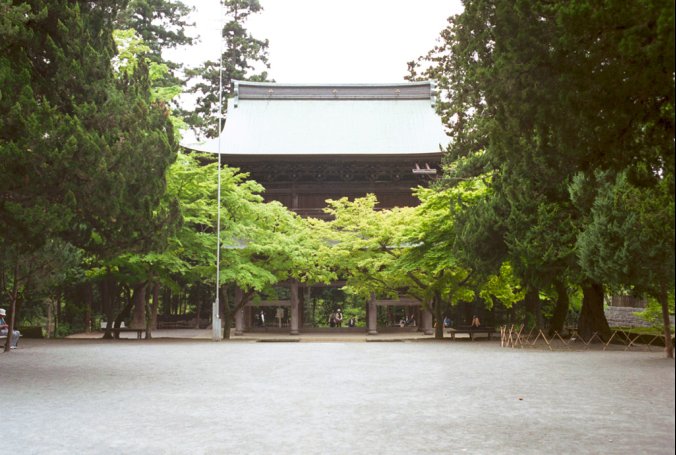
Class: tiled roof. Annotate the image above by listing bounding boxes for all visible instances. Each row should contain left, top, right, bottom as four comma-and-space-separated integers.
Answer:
184, 81, 448, 156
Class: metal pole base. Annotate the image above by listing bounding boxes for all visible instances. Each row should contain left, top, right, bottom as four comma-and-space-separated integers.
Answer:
212, 316, 222, 341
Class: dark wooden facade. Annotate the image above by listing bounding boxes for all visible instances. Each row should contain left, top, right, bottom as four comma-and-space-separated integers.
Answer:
221, 153, 441, 218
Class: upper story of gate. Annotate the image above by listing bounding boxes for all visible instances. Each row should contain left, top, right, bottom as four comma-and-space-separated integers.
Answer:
187, 81, 448, 158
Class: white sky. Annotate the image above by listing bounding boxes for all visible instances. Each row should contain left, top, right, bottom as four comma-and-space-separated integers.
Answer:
167, 0, 463, 83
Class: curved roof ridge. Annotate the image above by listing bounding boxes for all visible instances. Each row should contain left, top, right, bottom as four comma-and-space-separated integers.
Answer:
234, 80, 435, 101
233, 80, 433, 88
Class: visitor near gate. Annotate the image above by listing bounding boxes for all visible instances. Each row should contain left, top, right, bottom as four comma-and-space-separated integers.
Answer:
471, 315, 481, 327
0, 308, 21, 349
259, 310, 266, 327
348, 316, 356, 328
275, 307, 285, 328
335, 309, 343, 327
443, 316, 452, 328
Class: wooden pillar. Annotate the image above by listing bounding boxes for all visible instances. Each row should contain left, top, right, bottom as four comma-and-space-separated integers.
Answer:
290, 281, 299, 335
234, 287, 244, 336
84, 283, 93, 333
302, 286, 311, 329
368, 293, 378, 335
422, 307, 433, 335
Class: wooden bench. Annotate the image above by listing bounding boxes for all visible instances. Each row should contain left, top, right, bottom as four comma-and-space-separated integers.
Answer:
1, 331, 21, 346
111, 328, 146, 339
101, 322, 126, 329
447, 326, 495, 340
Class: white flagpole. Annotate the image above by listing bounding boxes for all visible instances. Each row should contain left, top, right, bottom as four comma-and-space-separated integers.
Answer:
212, 0, 225, 341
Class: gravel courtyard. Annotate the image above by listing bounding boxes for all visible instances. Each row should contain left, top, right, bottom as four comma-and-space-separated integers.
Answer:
2, 338, 674, 455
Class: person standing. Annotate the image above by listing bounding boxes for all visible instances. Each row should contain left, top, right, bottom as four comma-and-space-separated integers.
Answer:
0, 308, 21, 349
407, 314, 416, 327
259, 310, 266, 328
335, 309, 343, 328
275, 307, 285, 328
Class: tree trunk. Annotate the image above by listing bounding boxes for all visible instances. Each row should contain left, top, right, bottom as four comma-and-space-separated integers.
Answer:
303, 286, 310, 328
434, 292, 444, 339
312, 297, 317, 327
5, 296, 17, 352
194, 286, 202, 329
162, 288, 171, 316
113, 297, 135, 339
524, 287, 542, 329
150, 283, 160, 332
170, 292, 178, 316
46, 299, 53, 339
658, 284, 674, 359
4, 264, 19, 352
145, 282, 159, 340
578, 281, 611, 341
548, 279, 569, 336
101, 276, 115, 339
84, 282, 93, 333
130, 282, 147, 329
54, 290, 61, 337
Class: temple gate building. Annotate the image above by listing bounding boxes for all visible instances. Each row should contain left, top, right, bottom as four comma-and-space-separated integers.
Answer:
187, 81, 448, 335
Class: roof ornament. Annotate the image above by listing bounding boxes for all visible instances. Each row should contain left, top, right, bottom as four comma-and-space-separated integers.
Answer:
412, 162, 437, 177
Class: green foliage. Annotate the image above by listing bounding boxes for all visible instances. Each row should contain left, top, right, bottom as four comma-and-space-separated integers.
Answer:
115, 0, 194, 83
573, 170, 675, 299
636, 293, 675, 331
412, 0, 674, 338
184, 0, 269, 138
478, 263, 525, 310
54, 322, 74, 338
323, 182, 520, 316
112, 29, 152, 76
1, 1, 178, 260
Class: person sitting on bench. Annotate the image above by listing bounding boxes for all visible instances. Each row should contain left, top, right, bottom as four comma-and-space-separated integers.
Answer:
470, 315, 481, 328
0, 308, 21, 349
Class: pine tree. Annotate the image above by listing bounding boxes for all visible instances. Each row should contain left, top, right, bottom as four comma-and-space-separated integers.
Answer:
413, 0, 674, 340
115, 0, 194, 89
572, 171, 675, 358
184, 0, 269, 138
0, 1, 179, 348
116, 0, 194, 61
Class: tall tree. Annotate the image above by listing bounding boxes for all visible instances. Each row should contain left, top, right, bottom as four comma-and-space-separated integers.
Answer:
116, 0, 194, 62
115, 0, 194, 90
184, 0, 269, 138
572, 171, 675, 358
1, 1, 179, 345
412, 0, 674, 340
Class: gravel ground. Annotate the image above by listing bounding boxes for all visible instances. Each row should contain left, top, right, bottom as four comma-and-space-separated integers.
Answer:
1, 338, 674, 455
